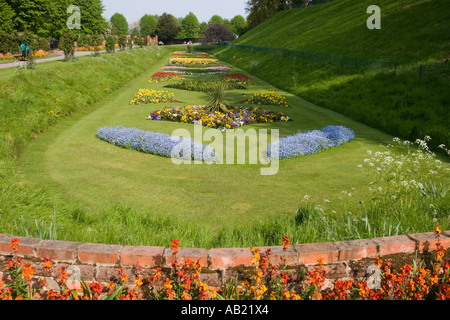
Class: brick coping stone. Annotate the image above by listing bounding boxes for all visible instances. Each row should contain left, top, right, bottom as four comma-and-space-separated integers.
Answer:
0, 231, 449, 269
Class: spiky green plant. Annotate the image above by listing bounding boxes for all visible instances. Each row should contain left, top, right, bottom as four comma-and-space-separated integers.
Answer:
205, 81, 230, 113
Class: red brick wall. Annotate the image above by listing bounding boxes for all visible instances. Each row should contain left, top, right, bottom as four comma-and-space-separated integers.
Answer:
1, 231, 449, 290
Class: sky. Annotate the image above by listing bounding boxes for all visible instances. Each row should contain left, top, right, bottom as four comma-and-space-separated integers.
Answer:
102, 0, 248, 24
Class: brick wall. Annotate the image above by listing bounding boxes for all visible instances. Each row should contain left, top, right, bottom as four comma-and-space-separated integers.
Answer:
1, 231, 449, 291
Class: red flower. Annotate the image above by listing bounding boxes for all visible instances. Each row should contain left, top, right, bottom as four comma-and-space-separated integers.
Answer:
10, 238, 20, 251
170, 239, 181, 255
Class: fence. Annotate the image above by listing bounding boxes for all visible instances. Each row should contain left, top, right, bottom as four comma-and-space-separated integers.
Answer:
217, 43, 450, 80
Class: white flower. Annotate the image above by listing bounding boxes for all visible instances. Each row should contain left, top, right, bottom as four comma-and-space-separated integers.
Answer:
303, 195, 310, 200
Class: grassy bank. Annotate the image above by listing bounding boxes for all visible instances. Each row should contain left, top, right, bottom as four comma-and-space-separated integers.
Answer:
208, 0, 449, 149
0, 46, 172, 240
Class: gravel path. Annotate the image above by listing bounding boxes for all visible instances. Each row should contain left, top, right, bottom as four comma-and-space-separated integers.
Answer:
0, 51, 102, 69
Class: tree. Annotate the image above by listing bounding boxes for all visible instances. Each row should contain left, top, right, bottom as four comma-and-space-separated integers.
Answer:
156, 13, 180, 44
179, 12, 199, 40
59, 32, 75, 60
74, 0, 107, 35
5, 0, 106, 38
245, 0, 283, 29
0, 0, 15, 33
110, 13, 129, 36
230, 15, 247, 36
105, 35, 115, 52
201, 23, 234, 44
0, 31, 18, 53
139, 14, 157, 37
209, 15, 224, 25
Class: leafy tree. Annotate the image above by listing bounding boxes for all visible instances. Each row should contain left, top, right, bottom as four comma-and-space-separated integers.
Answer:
198, 22, 207, 38
0, 31, 18, 53
105, 35, 115, 52
201, 23, 234, 44
118, 35, 127, 50
74, 0, 107, 36
156, 13, 180, 44
110, 12, 129, 36
246, 0, 283, 29
78, 34, 90, 48
179, 12, 199, 40
230, 15, 247, 36
0, 0, 15, 33
130, 27, 140, 38
59, 32, 75, 60
139, 14, 158, 37
209, 15, 224, 25
89, 34, 102, 55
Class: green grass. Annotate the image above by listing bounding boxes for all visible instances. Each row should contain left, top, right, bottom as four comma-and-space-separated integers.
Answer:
10, 49, 449, 248
210, 0, 449, 150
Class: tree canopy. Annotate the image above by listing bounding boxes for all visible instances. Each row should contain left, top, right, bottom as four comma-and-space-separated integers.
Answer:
156, 13, 180, 43
179, 12, 199, 40
3, 0, 106, 38
110, 12, 129, 36
140, 14, 158, 37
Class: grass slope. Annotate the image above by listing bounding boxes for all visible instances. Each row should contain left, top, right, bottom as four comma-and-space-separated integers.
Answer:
211, 0, 449, 149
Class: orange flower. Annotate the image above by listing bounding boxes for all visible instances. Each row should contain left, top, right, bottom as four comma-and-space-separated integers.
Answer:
170, 239, 181, 255
135, 277, 143, 287
10, 238, 20, 251
281, 236, 290, 252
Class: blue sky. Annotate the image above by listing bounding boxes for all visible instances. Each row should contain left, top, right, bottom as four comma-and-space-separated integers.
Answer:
102, 0, 248, 24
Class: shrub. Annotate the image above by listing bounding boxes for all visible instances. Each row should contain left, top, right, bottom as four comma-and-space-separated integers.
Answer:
105, 35, 116, 53
59, 32, 75, 60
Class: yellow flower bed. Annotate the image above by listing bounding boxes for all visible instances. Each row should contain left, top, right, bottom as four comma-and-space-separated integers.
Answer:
169, 57, 218, 65
130, 89, 180, 105
242, 91, 289, 107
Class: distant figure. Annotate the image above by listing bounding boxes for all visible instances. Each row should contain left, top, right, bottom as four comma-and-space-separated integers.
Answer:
20, 43, 29, 58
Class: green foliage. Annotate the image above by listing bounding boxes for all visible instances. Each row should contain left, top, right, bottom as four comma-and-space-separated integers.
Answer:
59, 32, 75, 60
118, 35, 127, 50
179, 12, 200, 40
201, 23, 234, 44
0, 0, 15, 33
105, 35, 116, 52
73, 0, 106, 35
165, 80, 245, 92
139, 14, 158, 37
205, 81, 230, 113
110, 12, 129, 36
157, 13, 181, 43
0, 31, 19, 53
230, 15, 247, 36
89, 34, 102, 55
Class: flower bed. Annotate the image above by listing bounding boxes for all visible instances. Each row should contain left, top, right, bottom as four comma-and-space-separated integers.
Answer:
147, 105, 292, 129
148, 72, 184, 83
96, 126, 216, 162
220, 73, 252, 85
169, 57, 218, 65
172, 51, 210, 57
130, 89, 180, 105
165, 80, 246, 92
267, 126, 355, 160
1, 227, 448, 300
242, 91, 289, 107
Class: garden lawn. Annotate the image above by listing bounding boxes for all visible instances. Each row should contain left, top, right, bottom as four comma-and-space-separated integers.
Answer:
15, 49, 450, 248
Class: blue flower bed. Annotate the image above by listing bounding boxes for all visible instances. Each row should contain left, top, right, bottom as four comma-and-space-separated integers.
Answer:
267, 125, 355, 160
96, 126, 217, 162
